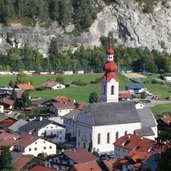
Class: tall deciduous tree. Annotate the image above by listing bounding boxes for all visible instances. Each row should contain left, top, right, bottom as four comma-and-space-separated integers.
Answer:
89, 92, 99, 103
0, 146, 13, 171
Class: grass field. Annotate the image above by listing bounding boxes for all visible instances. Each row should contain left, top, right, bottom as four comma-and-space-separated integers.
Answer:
0, 73, 131, 103
150, 104, 171, 114
139, 73, 171, 99
0, 73, 170, 103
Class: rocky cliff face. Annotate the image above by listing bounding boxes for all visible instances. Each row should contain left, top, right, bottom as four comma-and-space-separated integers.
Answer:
0, 0, 171, 56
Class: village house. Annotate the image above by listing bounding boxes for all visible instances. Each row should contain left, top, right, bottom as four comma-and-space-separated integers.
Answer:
0, 98, 15, 114
16, 83, 35, 91
50, 101, 76, 116
19, 118, 65, 143
63, 109, 81, 141
157, 115, 171, 131
0, 129, 20, 150
76, 43, 157, 154
14, 134, 56, 156
44, 148, 97, 170
113, 134, 155, 158
125, 83, 145, 94
42, 80, 65, 90
8, 119, 28, 134
119, 91, 132, 101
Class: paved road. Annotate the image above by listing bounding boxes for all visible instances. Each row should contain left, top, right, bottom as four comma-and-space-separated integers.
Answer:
145, 99, 171, 107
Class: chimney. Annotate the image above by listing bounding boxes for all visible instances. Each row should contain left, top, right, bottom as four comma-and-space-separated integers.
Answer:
40, 116, 43, 121
128, 135, 130, 139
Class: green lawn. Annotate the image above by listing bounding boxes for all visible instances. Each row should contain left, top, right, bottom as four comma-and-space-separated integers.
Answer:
0, 72, 170, 103
150, 104, 171, 114
0, 73, 131, 103
139, 73, 171, 99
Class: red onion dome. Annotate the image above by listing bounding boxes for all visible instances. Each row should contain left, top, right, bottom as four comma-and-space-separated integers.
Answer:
106, 43, 114, 55
103, 61, 118, 72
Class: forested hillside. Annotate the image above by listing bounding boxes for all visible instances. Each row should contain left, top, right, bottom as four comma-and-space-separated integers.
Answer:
0, 35, 171, 73
0, 0, 112, 32
0, 0, 171, 73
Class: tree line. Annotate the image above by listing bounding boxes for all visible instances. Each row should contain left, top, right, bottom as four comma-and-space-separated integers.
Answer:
0, 36, 171, 73
0, 0, 102, 32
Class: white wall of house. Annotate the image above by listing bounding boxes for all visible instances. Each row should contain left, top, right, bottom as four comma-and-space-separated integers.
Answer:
52, 84, 65, 90
45, 154, 74, 170
50, 106, 74, 116
36, 123, 65, 143
58, 109, 74, 116
114, 146, 130, 158
15, 138, 56, 156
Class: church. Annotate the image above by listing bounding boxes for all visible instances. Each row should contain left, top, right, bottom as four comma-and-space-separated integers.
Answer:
76, 43, 158, 154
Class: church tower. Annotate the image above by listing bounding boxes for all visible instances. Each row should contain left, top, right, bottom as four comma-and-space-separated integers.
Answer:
101, 43, 119, 102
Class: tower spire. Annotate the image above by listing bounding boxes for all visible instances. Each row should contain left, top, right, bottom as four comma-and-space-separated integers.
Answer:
101, 42, 119, 102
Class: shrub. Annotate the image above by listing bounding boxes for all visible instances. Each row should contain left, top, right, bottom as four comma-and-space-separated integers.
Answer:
71, 79, 87, 86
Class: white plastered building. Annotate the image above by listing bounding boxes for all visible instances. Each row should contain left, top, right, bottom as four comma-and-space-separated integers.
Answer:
76, 43, 158, 154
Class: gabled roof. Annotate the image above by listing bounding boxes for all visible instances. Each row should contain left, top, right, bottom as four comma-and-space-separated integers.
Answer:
125, 83, 144, 90
29, 165, 58, 171
52, 102, 75, 110
0, 98, 14, 106
42, 81, 63, 88
86, 101, 141, 126
16, 134, 40, 148
63, 109, 80, 121
114, 134, 154, 152
9, 119, 28, 132
16, 84, 34, 90
119, 91, 132, 98
69, 161, 102, 171
128, 150, 152, 163
160, 116, 171, 125
135, 127, 155, 137
102, 158, 122, 171
0, 131, 20, 147
13, 154, 34, 170
64, 148, 97, 163
19, 119, 65, 133
137, 107, 157, 127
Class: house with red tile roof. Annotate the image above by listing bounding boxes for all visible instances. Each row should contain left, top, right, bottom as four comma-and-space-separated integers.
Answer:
50, 101, 76, 116
119, 91, 132, 101
0, 98, 15, 114
102, 158, 122, 171
42, 81, 65, 90
68, 161, 103, 171
113, 134, 155, 158
14, 134, 56, 156
0, 130, 20, 150
157, 115, 171, 130
13, 154, 34, 171
119, 149, 159, 171
45, 148, 97, 170
16, 84, 35, 91
29, 165, 58, 171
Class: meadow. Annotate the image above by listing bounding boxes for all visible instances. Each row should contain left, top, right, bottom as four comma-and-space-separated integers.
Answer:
0, 73, 170, 103
0, 73, 131, 103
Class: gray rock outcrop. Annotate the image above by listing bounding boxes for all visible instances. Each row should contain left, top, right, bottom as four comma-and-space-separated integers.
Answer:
0, 0, 171, 56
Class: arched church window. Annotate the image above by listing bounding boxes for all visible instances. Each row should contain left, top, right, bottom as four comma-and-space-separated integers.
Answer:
125, 131, 127, 135
111, 85, 114, 95
97, 133, 101, 144
116, 132, 119, 140
107, 132, 110, 143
